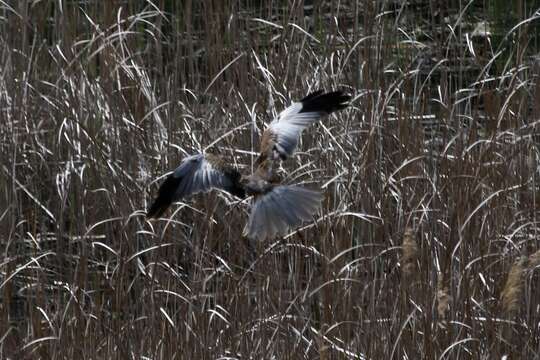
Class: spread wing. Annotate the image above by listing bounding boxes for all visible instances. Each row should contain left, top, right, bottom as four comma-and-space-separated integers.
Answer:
147, 153, 245, 218
257, 90, 350, 164
243, 185, 322, 241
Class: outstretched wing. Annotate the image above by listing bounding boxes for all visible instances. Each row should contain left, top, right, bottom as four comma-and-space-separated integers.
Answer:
257, 90, 350, 164
147, 153, 245, 218
243, 185, 322, 241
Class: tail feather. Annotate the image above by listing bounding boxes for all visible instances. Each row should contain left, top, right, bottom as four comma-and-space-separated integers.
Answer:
244, 185, 322, 241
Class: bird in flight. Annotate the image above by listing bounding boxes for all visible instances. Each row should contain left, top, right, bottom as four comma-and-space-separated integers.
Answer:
147, 90, 350, 241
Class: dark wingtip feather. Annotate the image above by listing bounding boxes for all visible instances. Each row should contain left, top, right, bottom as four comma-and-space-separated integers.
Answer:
299, 90, 351, 114
146, 175, 182, 218
300, 90, 324, 103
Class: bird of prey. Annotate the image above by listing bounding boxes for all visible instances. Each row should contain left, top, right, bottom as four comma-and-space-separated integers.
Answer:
147, 90, 350, 241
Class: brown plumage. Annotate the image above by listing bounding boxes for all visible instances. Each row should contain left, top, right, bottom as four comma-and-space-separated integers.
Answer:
147, 90, 351, 240
256, 130, 278, 167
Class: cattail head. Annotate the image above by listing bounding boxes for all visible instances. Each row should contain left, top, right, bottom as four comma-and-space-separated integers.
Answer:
437, 272, 451, 325
400, 227, 418, 281
500, 256, 528, 316
528, 250, 540, 270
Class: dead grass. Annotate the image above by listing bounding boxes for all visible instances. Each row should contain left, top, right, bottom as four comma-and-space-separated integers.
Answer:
1, 0, 540, 359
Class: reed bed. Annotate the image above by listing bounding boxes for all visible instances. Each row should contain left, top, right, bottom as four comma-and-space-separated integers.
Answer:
1, 0, 539, 358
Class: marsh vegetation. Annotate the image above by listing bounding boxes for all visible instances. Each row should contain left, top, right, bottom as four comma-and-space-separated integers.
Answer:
1, 0, 540, 358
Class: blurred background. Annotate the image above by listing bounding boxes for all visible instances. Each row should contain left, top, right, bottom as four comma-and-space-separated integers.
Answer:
1, 0, 540, 358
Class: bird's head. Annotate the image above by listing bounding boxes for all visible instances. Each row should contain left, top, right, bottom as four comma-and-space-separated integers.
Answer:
240, 174, 273, 195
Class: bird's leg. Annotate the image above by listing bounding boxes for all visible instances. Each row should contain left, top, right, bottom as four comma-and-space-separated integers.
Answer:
271, 147, 282, 161
264, 159, 285, 184
269, 146, 291, 180
268, 158, 287, 181
277, 161, 287, 177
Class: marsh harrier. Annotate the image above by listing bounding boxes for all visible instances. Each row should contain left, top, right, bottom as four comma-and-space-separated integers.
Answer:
147, 90, 350, 240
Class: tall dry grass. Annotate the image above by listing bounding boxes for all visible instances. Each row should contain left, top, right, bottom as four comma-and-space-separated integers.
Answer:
1, 0, 540, 358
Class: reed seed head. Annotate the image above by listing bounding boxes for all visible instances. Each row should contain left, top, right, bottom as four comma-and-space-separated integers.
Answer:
500, 256, 528, 316
401, 227, 418, 281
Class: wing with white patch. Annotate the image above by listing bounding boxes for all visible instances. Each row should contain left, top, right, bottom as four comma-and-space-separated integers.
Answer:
147, 153, 245, 218
258, 90, 350, 162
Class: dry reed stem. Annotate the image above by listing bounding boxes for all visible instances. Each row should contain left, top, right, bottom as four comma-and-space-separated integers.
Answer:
500, 256, 528, 316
